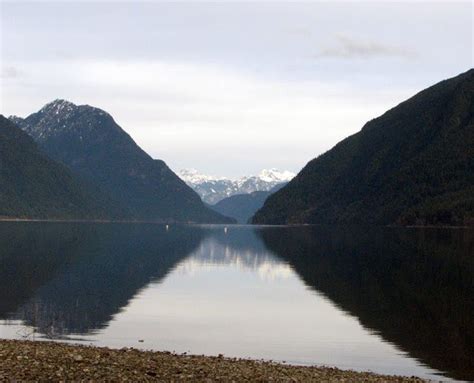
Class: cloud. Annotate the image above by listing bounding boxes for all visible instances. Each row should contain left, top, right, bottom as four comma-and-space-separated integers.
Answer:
0, 66, 22, 79
316, 35, 417, 59
3, 58, 408, 176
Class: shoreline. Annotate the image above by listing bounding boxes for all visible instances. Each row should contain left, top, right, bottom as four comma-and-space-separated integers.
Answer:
0, 339, 426, 382
0, 217, 471, 229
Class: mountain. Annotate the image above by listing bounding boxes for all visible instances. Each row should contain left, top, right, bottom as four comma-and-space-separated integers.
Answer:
12, 100, 233, 223
253, 69, 474, 226
211, 191, 271, 224
210, 183, 287, 224
179, 168, 295, 204
0, 115, 123, 219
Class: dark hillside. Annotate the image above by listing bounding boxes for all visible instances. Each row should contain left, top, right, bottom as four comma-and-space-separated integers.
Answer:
253, 69, 474, 225
0, 115, 124, 219
14, 100, 233, 223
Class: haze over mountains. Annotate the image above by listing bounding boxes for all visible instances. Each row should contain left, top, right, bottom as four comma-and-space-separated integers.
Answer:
6, 100, 233, 223
253, 69, 474, 226
179, 168, 294, 204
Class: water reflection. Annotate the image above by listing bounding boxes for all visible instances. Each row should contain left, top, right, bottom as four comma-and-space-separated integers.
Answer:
176, 227, 293, 280
257, 225, 474, 381
0, 223, 472, 381
0, 222, 207, 336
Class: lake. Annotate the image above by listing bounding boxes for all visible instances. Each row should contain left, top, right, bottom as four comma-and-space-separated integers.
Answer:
0, 222, 472, 382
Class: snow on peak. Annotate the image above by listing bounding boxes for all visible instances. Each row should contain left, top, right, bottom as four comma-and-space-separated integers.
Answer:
179, 168, 227, 184
40, 99, 77, 114
36, 99, 111, 124
258, 168, 295, 183
180, 168, 295, 185
178, 168, 295, 204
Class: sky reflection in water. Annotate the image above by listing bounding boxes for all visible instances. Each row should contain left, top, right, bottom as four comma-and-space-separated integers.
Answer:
0, 223, 472, 382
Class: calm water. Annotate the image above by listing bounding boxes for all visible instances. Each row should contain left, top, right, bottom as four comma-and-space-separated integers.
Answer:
0, 223, 473, 382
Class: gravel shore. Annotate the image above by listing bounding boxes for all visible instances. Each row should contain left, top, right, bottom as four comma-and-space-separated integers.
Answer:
0, 340, 426, 382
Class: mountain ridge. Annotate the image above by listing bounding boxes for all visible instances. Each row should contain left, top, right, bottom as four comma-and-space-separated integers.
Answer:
179, 168, 294, 204
252, 69, 474, 226
12, 100, 234, 223
210, 183, 287, 223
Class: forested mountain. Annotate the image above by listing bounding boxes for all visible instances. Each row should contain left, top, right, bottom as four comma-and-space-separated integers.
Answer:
0, 115, 123, 219
253, 69, 474, 226
210, 183, 287, 223
12, 100, 233, 223
211, 191, 271, 224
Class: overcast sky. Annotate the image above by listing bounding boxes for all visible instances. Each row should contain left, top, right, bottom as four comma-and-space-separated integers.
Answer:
1, 1, 472, 177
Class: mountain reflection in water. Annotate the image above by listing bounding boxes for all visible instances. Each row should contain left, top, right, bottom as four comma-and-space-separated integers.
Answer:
0, 222, 472, 381
0, 222, 207, 335
175, 228, 293, 281
257, 225, 474, 382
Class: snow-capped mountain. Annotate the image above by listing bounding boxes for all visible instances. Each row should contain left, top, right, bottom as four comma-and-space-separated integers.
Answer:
178, 168, 295, 204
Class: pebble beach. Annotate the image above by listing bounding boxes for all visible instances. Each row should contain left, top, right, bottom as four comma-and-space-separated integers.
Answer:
0, 340, 427, 382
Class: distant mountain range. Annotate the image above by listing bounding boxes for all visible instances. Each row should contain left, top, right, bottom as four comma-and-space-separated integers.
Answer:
253, 69, 474, 226
6, 100, 233, 223
179, 168, 295, 204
